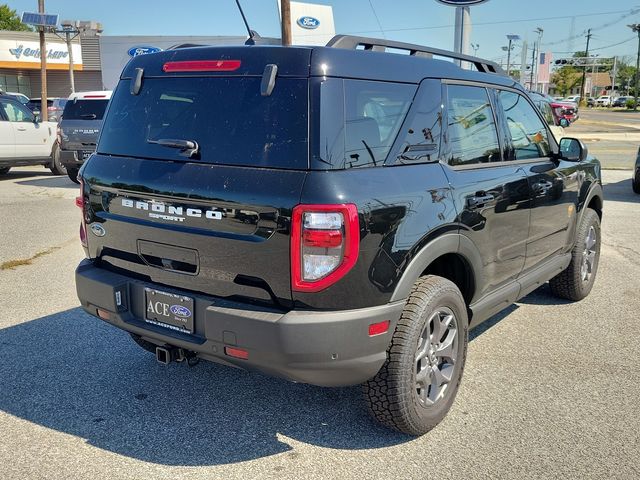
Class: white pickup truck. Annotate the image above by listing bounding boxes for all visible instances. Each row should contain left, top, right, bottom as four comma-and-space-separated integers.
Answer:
0, 93, 64, 176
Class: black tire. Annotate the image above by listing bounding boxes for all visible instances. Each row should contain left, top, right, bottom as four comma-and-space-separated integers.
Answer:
49, 144, 67, 176
129, 333, 159, 355
67, 167, 80, 184
0, 167, 10, 175
633, 175, 640, 194
364, 275, 468, 436
549, 209, 601, 301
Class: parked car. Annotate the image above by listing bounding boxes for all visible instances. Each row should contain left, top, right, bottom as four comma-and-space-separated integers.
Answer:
0, 92, 65, 176
586, 97, 596, 107
528, 91, 569, 140
595, 95, 612, 107
58, 91, 112, 183
74, 36, 603, 436
564, 95, 581, 104
534, 93, 578, 124
27, 97, 68, 122
613, 96, 632, 108
2, 91, 30, 106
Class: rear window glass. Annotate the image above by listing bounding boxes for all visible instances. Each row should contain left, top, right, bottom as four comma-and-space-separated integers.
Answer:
314, 79, 416, 169
62, 99, 109, 120
98, 77, 308, 169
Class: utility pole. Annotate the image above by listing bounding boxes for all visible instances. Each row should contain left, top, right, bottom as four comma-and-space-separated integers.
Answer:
38, 0, 48, 121
55, 22, 82, 94
505, 34, 519, 79
281, 0, 292, 46
533, 27, 543, 91
579, 29, 592, 108
629, 24, 640, 111
530, 41, 537, 90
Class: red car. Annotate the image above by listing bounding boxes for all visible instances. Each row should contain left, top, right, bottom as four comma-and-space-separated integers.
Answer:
529, 92, 578, 124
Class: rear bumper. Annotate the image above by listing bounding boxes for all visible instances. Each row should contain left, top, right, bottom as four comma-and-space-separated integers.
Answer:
75, 260, 404, 387
60, 149, 92, 167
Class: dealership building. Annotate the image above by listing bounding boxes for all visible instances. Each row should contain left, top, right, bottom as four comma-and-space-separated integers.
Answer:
0, 30, 102, 97
0, 1, 335, 99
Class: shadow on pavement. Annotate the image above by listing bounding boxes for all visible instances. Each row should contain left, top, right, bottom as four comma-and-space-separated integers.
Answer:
0, 308, 413, 466
0, 168, 57, 181
16, 175, 76, 189
602, 177, 640, 204
0, 300, 523, 465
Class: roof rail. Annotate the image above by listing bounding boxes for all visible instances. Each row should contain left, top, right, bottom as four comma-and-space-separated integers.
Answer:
326, 35, 505, 75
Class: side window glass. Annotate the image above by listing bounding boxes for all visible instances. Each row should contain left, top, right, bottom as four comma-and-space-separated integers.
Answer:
0, 99, 33, 123
499, 91, 551, 160
446, 85, 501, 166
343, 80, 415, 168
395, 79, 442, 164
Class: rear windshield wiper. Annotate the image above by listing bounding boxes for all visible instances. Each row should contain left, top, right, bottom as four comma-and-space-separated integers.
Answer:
147, 138, 199, 158
80, 113, 97, 119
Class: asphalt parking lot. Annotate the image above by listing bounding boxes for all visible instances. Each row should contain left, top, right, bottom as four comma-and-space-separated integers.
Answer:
1, 150, 639, 478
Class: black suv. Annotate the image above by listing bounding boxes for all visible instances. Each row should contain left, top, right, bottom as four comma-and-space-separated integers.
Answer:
74, 36, 603, 435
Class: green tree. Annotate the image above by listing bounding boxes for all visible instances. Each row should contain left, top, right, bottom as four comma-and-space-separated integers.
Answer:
0, 5, 32, 31
616, 64, 637, 95
551, 66, 582, 97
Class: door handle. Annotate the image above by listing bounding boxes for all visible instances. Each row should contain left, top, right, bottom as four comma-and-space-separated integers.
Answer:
16, 127, 27, 131
467, 194, 495, 209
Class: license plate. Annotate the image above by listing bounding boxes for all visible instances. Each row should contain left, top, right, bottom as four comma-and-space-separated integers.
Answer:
144, 288, 194, 333
81, 151, 93, 160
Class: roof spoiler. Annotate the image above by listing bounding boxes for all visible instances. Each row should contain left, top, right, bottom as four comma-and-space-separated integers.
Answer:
326, 35, 505, 75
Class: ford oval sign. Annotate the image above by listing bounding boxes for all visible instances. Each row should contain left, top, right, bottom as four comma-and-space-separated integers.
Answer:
127, 46, 162, 57
170, 304, 192, 318
297, 16, 320, 29
90, 224, 106, 237
436, 0, 489, 5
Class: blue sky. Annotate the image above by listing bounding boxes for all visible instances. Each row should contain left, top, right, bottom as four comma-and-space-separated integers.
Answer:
5, 0, 640, 65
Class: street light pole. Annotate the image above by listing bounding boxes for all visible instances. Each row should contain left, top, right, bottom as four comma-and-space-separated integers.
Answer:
38, 0, 48, 121
629, 24, 640, 111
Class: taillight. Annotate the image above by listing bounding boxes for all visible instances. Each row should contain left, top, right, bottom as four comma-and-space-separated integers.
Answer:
76, 178, 87, 248
162, 60, 241, 72
291, 204, 359, 292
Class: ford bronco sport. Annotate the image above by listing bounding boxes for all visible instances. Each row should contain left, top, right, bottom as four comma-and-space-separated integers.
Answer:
74, 36, 603, 435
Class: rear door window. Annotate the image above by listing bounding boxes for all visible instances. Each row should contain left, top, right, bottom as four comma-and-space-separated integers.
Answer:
62, 99, 109, 120
99, 77, 308, 169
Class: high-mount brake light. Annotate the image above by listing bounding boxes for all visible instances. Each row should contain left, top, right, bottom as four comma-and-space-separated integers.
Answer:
83, 95, 106, 98
291, 204, 359, 292
162, 60, 242, 73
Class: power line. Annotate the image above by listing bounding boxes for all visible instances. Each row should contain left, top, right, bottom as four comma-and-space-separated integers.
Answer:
367, 0, 386, 39
341, 8, 639, 37
550, 36, 636, 55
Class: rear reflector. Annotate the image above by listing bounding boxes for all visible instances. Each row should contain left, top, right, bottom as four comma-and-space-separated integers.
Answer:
75, 196, 83, 208
162, 60, 241, 73
368, 320, 390, 337
303, 229, 342, 248
97, 309, 111, 320
225, 346, 249, 360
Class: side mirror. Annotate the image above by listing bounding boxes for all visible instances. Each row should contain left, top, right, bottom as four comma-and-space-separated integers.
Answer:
559, 118, 569, 128
558, 137, 588, 162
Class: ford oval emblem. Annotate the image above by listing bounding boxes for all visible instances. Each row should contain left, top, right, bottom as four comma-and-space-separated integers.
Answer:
90, 224, 106, 237
127, 46, 163, 57
297, 16, 320, 29
170, 305, 192, 318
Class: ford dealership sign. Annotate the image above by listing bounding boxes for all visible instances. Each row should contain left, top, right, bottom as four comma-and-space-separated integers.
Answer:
297, 16, 320, 29
127, 46, 162, 57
